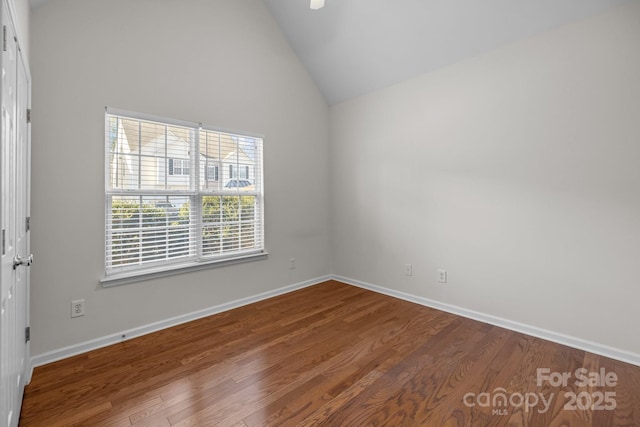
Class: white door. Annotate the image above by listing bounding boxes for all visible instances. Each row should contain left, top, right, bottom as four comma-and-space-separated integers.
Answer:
1, 2, 30, 426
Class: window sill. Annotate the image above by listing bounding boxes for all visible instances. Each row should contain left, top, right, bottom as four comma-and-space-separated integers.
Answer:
100, 252, 269, 287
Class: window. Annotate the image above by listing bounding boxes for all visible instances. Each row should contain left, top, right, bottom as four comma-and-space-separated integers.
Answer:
169, 158, 190, 176
206, 165, 219, 181
229, 164, 250, 179
104, 108, 264, 283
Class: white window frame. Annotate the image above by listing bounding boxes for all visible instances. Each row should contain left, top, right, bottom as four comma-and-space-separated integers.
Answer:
169, 158, 190, 176
206, 165, 219, 181
229, 164, 250, 179
102, 108, 266, 287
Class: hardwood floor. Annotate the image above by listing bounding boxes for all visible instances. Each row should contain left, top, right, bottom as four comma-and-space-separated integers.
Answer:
20, 280, 640, 426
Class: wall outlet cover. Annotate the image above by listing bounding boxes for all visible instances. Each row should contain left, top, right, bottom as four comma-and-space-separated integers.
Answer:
71, 300, 85, 318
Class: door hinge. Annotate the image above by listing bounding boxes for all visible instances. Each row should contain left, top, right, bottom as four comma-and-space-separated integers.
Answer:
26, 216, 31, 232
25, 327, 31, 343
1, 229, 5, 255
2, 26, 6, 52
27, 109, 31, 124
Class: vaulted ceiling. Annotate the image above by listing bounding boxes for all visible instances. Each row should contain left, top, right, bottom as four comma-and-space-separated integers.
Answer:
30, 0, 632, 105
264, 0, 631, 105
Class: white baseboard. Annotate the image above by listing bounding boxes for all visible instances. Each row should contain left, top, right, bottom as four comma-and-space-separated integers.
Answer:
333, 275, 640, 367
29, 273, 640, 374
30, 275, 332, 370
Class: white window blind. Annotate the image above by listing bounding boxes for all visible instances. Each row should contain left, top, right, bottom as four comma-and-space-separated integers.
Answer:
105, 108, 264, 280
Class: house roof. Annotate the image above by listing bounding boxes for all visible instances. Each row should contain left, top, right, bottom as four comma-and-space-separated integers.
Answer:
118, 118, 249, 161
222, 150, 253, 165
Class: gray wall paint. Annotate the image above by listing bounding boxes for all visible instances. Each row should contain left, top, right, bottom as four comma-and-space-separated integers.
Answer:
30, 0, 640, 359
30, 0, 331, 356
330, 2, 640, 354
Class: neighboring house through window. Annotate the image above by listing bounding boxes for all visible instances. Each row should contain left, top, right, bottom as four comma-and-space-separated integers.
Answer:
104, 108, 265, 284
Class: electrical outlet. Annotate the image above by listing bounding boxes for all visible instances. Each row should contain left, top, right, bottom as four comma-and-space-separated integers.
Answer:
289, 257, 296, 269
405, 264, 413, 276
71, 299, 85, 318
438, 269, 447, 283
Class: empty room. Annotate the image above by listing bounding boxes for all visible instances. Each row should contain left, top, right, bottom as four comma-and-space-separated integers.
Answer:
1, 0, 639, 425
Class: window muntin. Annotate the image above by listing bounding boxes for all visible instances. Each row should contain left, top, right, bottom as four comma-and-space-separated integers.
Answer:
206, 165, 219, 181
169, 159, 190, 176
105, 109, 264, 277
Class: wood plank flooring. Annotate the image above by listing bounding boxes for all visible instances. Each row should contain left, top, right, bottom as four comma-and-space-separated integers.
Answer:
20, 280, 640, 426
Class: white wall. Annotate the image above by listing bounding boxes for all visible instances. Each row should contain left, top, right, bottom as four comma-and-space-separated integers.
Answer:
30, 0, 330, 356
330, 2, 640, 355
30, 0, 640, 361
